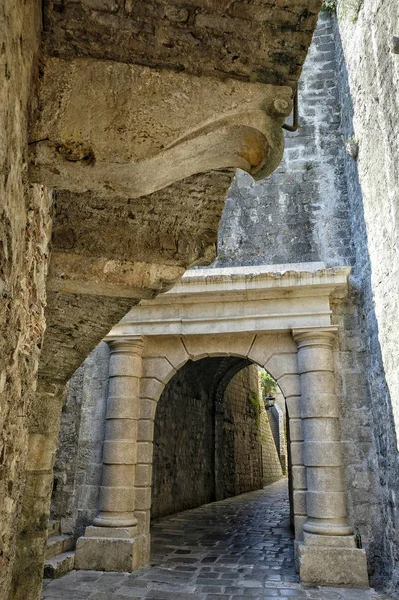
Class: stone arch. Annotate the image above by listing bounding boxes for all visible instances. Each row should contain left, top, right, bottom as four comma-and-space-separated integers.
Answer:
135, 332, 302, 545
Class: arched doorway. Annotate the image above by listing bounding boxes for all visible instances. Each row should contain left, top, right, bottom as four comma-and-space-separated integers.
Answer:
151, 357, 287, 520
150, 356, 294, 579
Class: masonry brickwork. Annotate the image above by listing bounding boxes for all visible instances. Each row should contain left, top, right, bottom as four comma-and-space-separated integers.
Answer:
42, 0, 321, 88
152, 361, 282, 519
335, 2, 399, 592
47, 10, 399, 591
152, 359, 216, 520
3, 1, 399, 598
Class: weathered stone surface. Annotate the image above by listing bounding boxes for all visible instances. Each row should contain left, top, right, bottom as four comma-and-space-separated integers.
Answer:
0, 4, 51, 596
335, 3, 399, 592
42, 0, 322, 88
216, 12, 353, 269
298, 544, 369, 588
222, 365, 283, 492
47, 170, 235, 299
29, 58, 292, 198
214, 10, 392, 591
152, 360, 282, 519
2, 0, 323, 597
152, 358, 219, 519
75, 534, 146, 571
43, 551, 75, 579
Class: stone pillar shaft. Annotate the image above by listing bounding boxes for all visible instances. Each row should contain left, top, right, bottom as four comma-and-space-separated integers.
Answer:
294, 328, 352, 537
286, 393, 307, 541
76, 337, 146, 572
93, 337, 143, 528
293, 327, 368, 588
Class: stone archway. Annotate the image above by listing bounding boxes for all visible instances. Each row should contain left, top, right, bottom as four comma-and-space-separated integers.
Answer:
135, 331, 302, 550
150, 356, 282, 519
74, 263, 369, 588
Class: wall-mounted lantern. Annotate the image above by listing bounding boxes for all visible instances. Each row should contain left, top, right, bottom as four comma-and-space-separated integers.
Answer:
264, 395, 276, 410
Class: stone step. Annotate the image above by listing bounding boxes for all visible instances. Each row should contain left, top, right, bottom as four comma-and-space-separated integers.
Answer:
44, 551, 75, 579
46, 535, 74, 559
47, 519, 61, 538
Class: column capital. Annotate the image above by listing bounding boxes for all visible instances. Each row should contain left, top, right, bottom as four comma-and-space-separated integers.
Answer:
106, 336, 144, 355
292, 326, 338, 348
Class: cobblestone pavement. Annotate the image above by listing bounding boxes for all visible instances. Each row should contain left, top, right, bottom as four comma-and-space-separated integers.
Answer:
42, 479, 392, 600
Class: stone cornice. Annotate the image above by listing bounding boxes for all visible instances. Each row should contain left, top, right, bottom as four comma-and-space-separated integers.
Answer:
140, 263, 351, 304
106, 264, 351, 338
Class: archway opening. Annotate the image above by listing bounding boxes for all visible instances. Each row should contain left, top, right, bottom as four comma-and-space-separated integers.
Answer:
150, 356, 295, 578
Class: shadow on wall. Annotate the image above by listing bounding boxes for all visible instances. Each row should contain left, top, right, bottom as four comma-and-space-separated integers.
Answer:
151, 358, 284, 521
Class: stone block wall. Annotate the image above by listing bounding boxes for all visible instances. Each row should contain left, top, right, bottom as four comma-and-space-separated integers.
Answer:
260, 410, 284, 487
0, 3, 52, 597
216, 11, 352, 269
335, 1, 399, 592
151, 360, 216, 520
152, 361, 283, 520
222, 366, 283, 496
42, 0, 320, 88
50, 343, 110, 538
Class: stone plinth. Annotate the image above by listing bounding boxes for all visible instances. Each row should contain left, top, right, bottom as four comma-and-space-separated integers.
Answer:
297, 543, 369, 588
75, 529, 146, 572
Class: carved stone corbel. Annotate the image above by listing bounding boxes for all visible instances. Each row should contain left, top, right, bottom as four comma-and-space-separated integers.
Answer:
29, 57, 292, 198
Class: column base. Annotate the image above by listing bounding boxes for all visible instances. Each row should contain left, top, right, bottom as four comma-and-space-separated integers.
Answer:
297, 542, 369, 588
294, 515, 307, 541
75, 529, 149, 572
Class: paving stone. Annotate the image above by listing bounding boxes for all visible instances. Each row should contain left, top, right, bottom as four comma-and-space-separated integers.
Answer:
42, 481, 392, 600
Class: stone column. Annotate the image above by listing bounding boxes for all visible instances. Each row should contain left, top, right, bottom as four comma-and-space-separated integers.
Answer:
292, 327, 368, 587
76, 337, 146, 572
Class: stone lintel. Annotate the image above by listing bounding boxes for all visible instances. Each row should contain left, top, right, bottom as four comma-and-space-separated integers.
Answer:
297, 543, 369, 588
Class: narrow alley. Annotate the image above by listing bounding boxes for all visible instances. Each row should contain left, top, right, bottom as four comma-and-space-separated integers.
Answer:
41, 480, 391, 600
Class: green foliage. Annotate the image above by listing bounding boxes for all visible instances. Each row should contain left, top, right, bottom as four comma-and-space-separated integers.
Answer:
321, 0, 337, 13
248, 391, 261, 427
339, 0, 363, 21
259, 369, 277, 399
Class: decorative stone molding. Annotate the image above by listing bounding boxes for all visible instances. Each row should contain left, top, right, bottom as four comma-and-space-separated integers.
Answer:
29, 58, 292, 199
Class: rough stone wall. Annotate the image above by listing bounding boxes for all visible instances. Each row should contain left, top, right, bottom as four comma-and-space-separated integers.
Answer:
222, 366, 262, 496
42, 0, 321, 88
0, 3, 52, 597
269, 388, 287, 473
151, 359, 217, 520
50, 370, 84, 531
216, 11, 353, 268
50, 343, 110, 538
222, 365, 282, 496
260, 408, 284, 487
335, 2, 399, 592
151, 360, 282, 520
